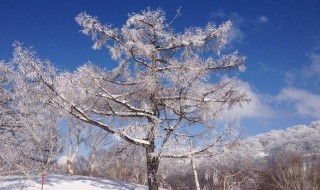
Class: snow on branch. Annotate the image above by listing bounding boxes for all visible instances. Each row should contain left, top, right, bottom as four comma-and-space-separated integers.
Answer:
75, 12, 122, 49
10, 8, 249, 189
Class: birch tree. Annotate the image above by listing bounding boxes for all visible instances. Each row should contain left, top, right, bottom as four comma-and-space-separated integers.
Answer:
85, 127, 110, 177
64, 118, 87, 175
12, 8, 248, 189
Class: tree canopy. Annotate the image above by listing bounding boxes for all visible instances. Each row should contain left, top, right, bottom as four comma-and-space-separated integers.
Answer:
10, 8, 248, 189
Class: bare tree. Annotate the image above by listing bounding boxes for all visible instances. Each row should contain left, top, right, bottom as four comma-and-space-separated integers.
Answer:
92, 144, 148, 185
64, 118, 87, 175
12, 8, 248, 189
85, 126, 110, 177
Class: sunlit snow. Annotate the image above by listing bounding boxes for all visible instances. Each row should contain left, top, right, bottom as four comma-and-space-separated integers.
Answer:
0, 175, 148, 190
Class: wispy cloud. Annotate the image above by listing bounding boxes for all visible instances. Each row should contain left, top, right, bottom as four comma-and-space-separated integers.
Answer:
276, 88, 320, 118
227, 13, 245, 44
284, 49, 320, 91
211, 8, 226, 18
227, 25, 244, 44
258, 16, 269, 24
304, 52, 320, 77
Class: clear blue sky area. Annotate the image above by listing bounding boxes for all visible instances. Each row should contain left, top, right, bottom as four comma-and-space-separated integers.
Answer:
1, 0, 320, 136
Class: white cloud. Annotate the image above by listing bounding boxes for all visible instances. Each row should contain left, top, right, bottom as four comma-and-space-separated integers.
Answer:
258, 16, 269, 23
222, 81, 274, 120
276, 88, 320, 118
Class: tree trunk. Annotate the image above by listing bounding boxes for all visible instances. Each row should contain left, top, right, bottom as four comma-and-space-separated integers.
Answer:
66, 160, 74, 176
89, 147, 97, 177
191, 156, 201, 190
146, 146, 160, 190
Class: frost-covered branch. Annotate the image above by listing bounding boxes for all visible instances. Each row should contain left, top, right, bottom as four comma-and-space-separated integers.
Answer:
9, 8, 249, 190
70, 106, 151, 147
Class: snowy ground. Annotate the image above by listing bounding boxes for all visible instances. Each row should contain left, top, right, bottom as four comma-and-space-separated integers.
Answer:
0, 175, 148, 190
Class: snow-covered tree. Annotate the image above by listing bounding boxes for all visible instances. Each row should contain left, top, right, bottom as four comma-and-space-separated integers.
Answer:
12, 8, 248, 189
0, 61, 17, 134
0, 61, 21, 175
241, 121, 320, 189
0, 58, 63, 177
253, 122, 320, 155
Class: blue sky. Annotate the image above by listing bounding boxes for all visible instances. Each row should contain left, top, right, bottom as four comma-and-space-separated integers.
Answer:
1, 0, 320, 136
